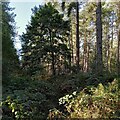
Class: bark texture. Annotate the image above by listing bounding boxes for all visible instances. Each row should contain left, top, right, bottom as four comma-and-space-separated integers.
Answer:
96, 0, 103, 75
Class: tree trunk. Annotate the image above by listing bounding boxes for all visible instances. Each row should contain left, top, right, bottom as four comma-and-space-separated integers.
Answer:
107, 34, 110, 72
49, 29, 56, 75
51, 51, 55, 75
96, 0, 103, 75
70, 23, 74, 66
76, 1, 80, 70
87, 42, 90, 72
109, 11, 114, 72
105, 20, 110, 72
83, 29, 88, 72
118, 29, 120, 76
118, 2, 120, 76
118, 28, 120, 76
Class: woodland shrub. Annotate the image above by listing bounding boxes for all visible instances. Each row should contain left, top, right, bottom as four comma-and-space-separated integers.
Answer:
48, 78, 120, 119
2, 75, 119, 119
2, 77, 57, 119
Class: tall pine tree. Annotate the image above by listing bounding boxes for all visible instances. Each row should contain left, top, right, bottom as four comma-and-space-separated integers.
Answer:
21, 3, 70, 77
2, 2, 19, 84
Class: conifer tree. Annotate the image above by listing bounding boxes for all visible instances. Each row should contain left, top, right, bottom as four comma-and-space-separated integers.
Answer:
21, 3, 70, 77
2, 2, 19, 83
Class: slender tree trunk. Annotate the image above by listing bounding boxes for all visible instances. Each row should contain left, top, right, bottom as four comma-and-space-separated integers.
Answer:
49, 30, 56, 75
107, 34, 110, 72
118, 2, 120, 76
87, 42, 90, 72
105, 20, 110, 72
71, 31, 74, 65
70, 23, 74, 66
70, 19, 74, 65
76, 1, 80, 70
109, 12, 114, 72
51, 52, 55, 75
118, 28, 120, 76
83, 29, 88, 72
96, 0, 103, 75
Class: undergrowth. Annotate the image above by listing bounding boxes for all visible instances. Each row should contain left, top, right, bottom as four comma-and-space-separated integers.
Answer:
1, 74, 120, 119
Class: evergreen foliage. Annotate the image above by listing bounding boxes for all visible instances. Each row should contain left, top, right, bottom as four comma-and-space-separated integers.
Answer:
21, 3, 71, 77
1, 1, 120, 119
2, 2, 19, 85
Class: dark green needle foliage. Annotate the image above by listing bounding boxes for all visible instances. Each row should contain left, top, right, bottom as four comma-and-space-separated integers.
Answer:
21, 2, 71, 78
2, 2, 19, 85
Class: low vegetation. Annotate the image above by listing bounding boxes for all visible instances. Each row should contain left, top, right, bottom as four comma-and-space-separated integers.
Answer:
1, 74, 120, 119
